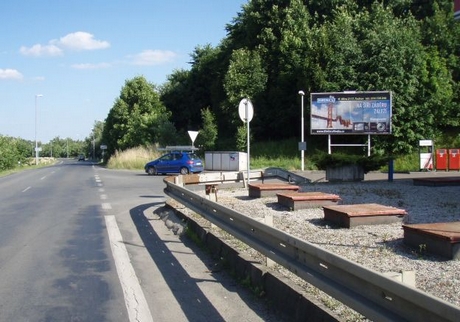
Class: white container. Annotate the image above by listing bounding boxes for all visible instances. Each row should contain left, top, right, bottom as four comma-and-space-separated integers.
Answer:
205, 151, 247, 171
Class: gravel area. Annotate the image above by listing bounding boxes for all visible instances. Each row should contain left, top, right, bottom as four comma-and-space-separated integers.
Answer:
182, 176, 460, 321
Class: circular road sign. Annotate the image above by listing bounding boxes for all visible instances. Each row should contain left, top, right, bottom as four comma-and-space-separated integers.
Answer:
238, 98, 254, 123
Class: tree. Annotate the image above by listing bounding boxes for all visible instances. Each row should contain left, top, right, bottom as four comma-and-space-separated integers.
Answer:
102, 76, 170, 157
196, 107, 218, 151
157, 0, 460, 155
86, 120, 105, 160
223, 48, 267, 127
0, 136, 31, 169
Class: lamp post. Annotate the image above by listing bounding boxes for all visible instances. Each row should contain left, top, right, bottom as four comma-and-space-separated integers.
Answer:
298, 90, 305, 171
35, 94, 43, 165
92, 131, 95, 160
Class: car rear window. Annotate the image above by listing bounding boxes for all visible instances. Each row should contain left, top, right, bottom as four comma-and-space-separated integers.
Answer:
187, 153, 199, 160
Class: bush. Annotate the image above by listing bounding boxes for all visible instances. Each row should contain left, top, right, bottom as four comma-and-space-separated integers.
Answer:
312, 151, 388, 173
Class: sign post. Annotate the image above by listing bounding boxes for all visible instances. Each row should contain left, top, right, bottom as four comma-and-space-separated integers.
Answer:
100, 144, 107, 160
238, 98, 254, 184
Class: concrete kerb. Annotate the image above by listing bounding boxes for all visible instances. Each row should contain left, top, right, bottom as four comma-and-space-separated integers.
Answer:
165, 199, 341, 322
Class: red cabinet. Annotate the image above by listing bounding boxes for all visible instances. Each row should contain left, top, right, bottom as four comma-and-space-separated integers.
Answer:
436, 149, 448, 171
449, 149, 460, 171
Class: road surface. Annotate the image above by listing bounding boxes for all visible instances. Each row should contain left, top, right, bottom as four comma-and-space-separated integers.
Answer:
0, 159, 285, 322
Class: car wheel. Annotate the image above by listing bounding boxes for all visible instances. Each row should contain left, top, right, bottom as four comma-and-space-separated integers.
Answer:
180, 167, 189, 175
147, 167, 157, 175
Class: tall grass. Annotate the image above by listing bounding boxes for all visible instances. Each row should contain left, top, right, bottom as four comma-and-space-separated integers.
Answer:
250, 138, 316, 170
107, 146, 160, 170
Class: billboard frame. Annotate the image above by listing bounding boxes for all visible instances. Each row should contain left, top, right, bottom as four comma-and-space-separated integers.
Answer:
310, 91, 392, 135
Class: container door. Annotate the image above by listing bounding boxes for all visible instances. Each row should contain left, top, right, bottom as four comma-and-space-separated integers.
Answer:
436, 149, 447, 171
449, 149, 460, 170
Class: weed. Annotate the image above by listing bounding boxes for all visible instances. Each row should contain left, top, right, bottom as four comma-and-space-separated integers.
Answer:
184, 226, 204, 248
418, 243, 427, 258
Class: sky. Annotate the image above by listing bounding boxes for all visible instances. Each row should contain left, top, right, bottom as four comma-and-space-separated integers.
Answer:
0, 0, 248, 143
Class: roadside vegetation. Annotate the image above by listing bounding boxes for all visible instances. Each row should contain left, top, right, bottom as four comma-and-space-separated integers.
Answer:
105, 129, 460, 173
2, 1, 460, 175
106, 146, 160, 170
96, 1, 460, 173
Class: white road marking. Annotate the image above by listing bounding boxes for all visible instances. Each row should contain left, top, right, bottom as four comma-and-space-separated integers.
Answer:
40, 176, 46, 180
100, 194, 107, 200
101, 203, 112, 210
22, 186, 31, 193
104, 215, 153, 322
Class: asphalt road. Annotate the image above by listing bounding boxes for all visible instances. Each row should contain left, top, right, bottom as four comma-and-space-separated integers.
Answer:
0, 160, 285, 322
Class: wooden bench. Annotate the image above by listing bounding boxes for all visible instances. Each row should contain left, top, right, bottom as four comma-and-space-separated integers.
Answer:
402, 222, 460, 260
277, 192, 341, 210
322, 203, 407, 228
248, 183, 299, 198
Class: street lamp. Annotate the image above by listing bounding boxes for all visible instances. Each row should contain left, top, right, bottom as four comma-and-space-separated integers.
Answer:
298, 90, 305, 171
35, 94, 43, 165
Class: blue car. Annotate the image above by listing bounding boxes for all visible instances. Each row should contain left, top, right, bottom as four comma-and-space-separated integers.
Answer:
145, 151, 204, 175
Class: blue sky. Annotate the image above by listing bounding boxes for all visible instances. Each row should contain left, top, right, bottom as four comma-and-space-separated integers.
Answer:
1, 0, 248, 143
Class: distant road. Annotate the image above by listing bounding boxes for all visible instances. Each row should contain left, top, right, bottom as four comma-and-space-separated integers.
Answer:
0, 160, 285, 322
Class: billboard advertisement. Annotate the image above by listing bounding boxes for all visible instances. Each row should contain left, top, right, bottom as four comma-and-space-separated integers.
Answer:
310, 91, 392, 135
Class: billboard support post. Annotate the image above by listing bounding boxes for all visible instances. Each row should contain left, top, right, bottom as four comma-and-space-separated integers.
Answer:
298, 90, 305, 171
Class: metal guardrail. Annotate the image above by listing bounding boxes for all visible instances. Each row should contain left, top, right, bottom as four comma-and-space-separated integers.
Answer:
163, 173, 460, 322
178, 167, 310, 186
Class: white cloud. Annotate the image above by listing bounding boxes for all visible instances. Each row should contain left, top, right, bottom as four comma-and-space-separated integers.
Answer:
54, 32, 110, 51
0, 68, 23, 80
129, 50, 177, 66
19, 44, 63, 57
71, 62, 111, 70
19, 31, 110, 57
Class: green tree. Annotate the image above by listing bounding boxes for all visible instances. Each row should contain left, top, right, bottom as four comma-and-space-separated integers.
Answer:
157, 0, 460, 155
103, 76, 170, 157
223, 48, 267, 127
196, 107, 218, 150
161, 46, 225, 136
0, 136, 31, 170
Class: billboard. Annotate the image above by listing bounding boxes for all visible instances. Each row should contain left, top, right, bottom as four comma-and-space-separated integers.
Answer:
310, 91, 392, 135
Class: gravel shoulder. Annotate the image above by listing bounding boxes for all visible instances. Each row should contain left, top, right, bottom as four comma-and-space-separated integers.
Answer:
185, 173, 460, 321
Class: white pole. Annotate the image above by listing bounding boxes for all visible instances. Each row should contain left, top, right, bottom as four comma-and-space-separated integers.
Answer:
245, 100, 250, 183
368, 134, 371, 157
35, 94, 43, 165
298, 91, 305, 171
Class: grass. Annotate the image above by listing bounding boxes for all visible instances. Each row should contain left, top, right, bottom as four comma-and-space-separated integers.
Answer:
105, 133, 460, 172
106, 146, 161, 170
0, 158, 57, 178
105, 143, 422, 172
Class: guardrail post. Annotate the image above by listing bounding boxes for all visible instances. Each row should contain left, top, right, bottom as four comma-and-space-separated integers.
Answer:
205, 184, 218, 202
383, 270, 416, 287
239, 171, 247, 188
174, 176, 183, 186
264, 214, 276, 268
